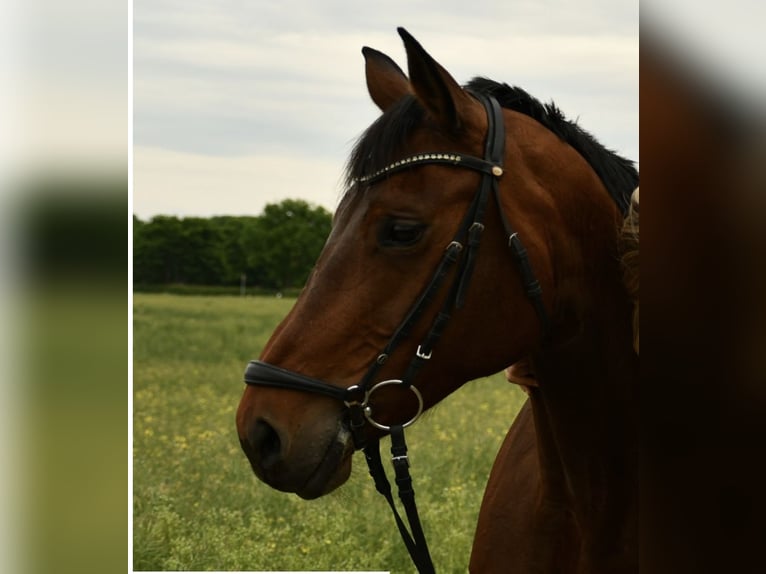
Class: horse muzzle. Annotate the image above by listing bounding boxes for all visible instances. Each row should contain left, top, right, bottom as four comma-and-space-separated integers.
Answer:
237, 406, 354, 499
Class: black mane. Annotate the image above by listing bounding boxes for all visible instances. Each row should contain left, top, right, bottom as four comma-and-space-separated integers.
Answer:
466, 78, 638, 213
346, 77, 638, 214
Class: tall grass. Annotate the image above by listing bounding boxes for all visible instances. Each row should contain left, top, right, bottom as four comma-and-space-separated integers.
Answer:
132, 294, 526, 572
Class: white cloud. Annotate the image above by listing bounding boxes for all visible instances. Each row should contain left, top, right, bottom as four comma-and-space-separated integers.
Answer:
134, 0, 638, 217
133, 146, 343, 219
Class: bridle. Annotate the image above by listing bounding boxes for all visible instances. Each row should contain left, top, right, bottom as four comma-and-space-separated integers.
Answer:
243, 94, 549, 573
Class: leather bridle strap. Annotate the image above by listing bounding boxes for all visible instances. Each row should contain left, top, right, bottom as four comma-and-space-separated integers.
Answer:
356, 176, 491, 395
489, 184, 551, 339
395, 94, 504, 390
243, 360, 351, 402
359, 94, 506, 574
365, 425, 434, 574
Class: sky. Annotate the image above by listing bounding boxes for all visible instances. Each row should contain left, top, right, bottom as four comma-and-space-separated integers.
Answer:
133, 0, 639, 219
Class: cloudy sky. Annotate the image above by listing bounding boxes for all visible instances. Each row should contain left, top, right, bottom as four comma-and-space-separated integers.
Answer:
133, 0, 639, 219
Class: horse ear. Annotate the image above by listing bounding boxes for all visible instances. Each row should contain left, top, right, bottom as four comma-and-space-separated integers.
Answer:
398, 27, 473, 131
363, 46, 412, 112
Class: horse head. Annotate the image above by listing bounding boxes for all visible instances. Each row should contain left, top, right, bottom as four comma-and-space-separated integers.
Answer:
236, 28, 631, 502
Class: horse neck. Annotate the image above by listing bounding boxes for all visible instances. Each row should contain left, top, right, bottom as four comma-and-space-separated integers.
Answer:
530, 239, 638, 552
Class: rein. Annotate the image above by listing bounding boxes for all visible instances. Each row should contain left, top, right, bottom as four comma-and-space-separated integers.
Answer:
243, 94, 549, 573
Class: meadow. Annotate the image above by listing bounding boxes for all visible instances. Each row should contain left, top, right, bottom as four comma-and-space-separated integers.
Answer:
132, 293, 527, 572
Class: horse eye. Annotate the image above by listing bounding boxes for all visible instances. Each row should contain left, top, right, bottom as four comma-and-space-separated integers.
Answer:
379, 220, 426, 247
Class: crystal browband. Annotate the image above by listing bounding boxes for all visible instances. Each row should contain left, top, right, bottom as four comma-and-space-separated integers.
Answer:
357, 152, 502, 185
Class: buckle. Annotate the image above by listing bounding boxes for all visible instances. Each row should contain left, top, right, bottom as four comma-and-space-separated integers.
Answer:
391, 454, 410, 469
415, 345, 432, 360
343, 384, 366, 407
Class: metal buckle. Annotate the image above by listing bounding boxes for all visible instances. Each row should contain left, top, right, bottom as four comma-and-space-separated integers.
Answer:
362, 379, 424, 431
391, 454, 410, 468
415, 345, 432, 360
343, 384, 366, 408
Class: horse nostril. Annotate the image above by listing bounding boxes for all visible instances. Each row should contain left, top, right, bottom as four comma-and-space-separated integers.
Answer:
249, 418, 283, 470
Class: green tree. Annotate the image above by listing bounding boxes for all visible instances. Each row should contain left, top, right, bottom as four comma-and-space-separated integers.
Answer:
133, 200, 331, 290
176, 217, 225, 284
133, 215, 185, 284
210, 216, 261, 286
242, 199, 332, 290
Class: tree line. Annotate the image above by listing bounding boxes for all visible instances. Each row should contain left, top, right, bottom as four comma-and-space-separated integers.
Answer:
133, 199, 332, 291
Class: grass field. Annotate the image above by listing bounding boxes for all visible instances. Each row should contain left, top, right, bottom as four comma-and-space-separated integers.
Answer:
132, 293, 527, 572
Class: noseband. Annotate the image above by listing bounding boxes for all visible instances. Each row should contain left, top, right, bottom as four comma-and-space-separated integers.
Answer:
243, 94, 548, 573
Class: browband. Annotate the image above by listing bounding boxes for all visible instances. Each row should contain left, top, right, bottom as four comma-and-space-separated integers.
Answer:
357, 152, 503, 185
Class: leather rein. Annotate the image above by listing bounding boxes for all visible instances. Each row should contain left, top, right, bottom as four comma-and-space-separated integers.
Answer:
243, 94, 549, 573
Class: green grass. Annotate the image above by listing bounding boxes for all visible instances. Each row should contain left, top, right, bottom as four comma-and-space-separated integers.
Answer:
132, 293, 526, 572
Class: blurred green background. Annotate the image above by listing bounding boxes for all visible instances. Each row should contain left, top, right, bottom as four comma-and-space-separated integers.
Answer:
6, 177, 128, 574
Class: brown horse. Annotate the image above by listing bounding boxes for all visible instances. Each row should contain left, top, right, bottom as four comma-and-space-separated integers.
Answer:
236, 28, 638, 573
